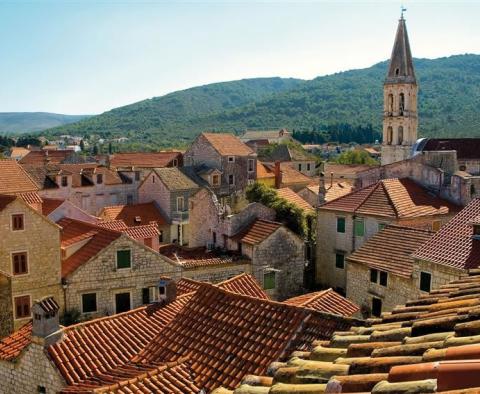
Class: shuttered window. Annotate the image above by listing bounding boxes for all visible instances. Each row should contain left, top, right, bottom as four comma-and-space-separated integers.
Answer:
116, 250, 131, 269
14, 296, 30, 319
336, 217, 346, 233
12, 252, 28, 275
263, 271, 276, 290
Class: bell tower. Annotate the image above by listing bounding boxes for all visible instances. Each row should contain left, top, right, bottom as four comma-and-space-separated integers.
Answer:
381, 13, 418, 165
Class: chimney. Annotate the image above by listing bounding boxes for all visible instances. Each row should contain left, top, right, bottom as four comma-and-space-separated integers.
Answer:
330, 172, 334, 188
318, 172, 327, 206
274, 161, 282, 189
157, 278, 177, 304
31, 296, 62, 347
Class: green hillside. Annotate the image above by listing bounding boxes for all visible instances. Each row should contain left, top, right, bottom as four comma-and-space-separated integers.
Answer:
0, 112, 91, 133
46, 54, 480, 147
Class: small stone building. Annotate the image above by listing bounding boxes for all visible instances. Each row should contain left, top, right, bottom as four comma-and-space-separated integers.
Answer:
346, 225, 434, 317
316, 178, 459, 294
59, 218, 181, 318
0, 195, 63, 333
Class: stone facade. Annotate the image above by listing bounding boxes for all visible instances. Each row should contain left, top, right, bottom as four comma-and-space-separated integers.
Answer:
64, 234, 181, 319
0, 199, 63, 331
0, 273, 13, 338
47, 200, 99, 224
181, 263, 251, 284
0, 340, 65, 394
183, 133, 256, 196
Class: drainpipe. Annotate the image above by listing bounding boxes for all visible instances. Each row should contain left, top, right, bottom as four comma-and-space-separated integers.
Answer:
61, 278, 68, 313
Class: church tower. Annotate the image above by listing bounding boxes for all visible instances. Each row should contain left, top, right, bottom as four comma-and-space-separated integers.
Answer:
381, 14, 418, 165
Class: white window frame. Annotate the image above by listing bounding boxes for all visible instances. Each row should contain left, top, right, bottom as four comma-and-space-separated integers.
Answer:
176, 196, 185, 212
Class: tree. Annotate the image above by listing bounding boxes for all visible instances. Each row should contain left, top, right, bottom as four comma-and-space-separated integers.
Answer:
79, 139, 85, 151
334, 149, 378, 165
92, 145, 99, 155
108, 142, 113, 154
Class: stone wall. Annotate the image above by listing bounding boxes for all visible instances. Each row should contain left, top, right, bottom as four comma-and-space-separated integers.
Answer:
0, 199, 63, 331
298, 188, 318, 208
414, 259, 464, 291
0, 273, 13, 338
0, 341, 65, 394
47, 200, 99, 224
250, 227, 305, 300
181, 263, 251, 284
65, 234, 182, 318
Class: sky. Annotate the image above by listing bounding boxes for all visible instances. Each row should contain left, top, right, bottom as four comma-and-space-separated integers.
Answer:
0, 0, 479, 115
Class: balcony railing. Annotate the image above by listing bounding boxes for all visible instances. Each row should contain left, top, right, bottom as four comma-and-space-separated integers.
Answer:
171, 210, 189, 223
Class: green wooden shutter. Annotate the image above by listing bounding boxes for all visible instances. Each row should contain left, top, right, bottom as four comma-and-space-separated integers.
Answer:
117, 250, 131, 269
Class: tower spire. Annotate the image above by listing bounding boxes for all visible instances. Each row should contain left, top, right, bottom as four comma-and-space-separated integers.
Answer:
386, 13, 416, 84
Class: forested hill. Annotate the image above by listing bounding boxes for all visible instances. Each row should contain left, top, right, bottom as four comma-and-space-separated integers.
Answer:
46, 54, 480, 147
0, 112, 91, 133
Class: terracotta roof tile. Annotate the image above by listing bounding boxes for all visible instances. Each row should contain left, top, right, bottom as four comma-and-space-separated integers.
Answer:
108, 151, 182, 168
277, 162, 312, 185
159, 244, 248, 269
19, 149, 75, 164
123, 224, 159, 240
231, 219, 282, 245
201, 133, 254, 156
276, 187, 314, 212
17, 191, 43, 206
256, 161, 275, 179
306, 180, 353, 202
320, 178, 459, 218
58, 218, 122, 277
414, 199, 480, 270
347, 225, 435, 278
0, 159, 39, 194
0, 322, 32, 361
99, 202, 168, 226
284, 288, 360, 316
41, 197, 65, 215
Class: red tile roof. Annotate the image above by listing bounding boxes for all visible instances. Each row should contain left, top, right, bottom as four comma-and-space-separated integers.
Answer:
108, 152, 181, 168
274, 162, 312, 185
131, 284, 353, 391
19, 149, 75, 164
159, 244, 248, 269
123, 224, 159, 240
58, 218, 122, 277
232, 219, 282, 245
0, 322, 32, 361
17, 191, 43, 206
422, 138, 480, 160
284, 288, 360, 316
347, 225, 435, 278
0, 194, 16, 212
276, 187, 314, 212
305, 180, 353, 202
256, 161, 275, 179
413, 198, 480, 270
201, 133, 254, 156
320, 178, 459, 218
0, 159, 39, 194
99, 202, 168, 226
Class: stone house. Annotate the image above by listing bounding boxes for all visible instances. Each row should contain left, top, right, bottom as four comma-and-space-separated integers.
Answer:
256, 161, 276, 187
316, 178, 459, 294
267, 161, 313, 192
58, 218, 181, 318
298, 180, 353, 208
346, 225, 434, 317
99, 201, 170, 245
240, 128, 293, 144
138, 167, 199, 245
412, 198, 480, 292
230, 218, 306, 300
22, 163, 139, 215
183, 132, 257, 197
0, 195, 63, 334
258, 143, 317, 177
41, 197, 99, 224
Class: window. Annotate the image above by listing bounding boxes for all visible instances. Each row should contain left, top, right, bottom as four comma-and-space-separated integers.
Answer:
398, 126, 404, 145
372, 297, 382, 317
335, 253, 345, 269
126, 195, 133, 205
387, 126, 393, 145
152, 175, 155, 183
459, 165, 466, 171
14, 295, 30, 319
212, 174, 220, 186
228, 174, 235, 185
96, 173, 103, 184
212, 231, 217, 244
298, 163, 302, 171
12, 252, 28, 275
135, 171, 140, 181
379, 271, 388, 287
115, 292, 131, 313
159, 231, 164, 243
399, 93, 405, 114
307, 163, 311, 171
61, 176, 68, 187
378, 223, 386, 231
263, 271, 276, 290
336, 217, 346, 233
248, 159, 255, 172
354, 218, 365, 237
228, 156, 235, 163
420, 272, 432, 293
177, 196, 184, 211
82, 293, 97, 313
142, 288, 150, 304
388, 94, 394, 113
172, 159, 178, 167
116, 249, 131, 269
37, 386, 46, 394
11, 214, 24, 231
370, 269, 378, 283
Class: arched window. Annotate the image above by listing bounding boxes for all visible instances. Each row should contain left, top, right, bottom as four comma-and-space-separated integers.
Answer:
398, 126, 404, 145
388, 94, 394, 113
399, 93, 405, 115
395, 68, 400, 76
387, 127, 393, 145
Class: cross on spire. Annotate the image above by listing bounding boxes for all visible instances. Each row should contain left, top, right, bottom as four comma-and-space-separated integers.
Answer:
401, 5, 407, 20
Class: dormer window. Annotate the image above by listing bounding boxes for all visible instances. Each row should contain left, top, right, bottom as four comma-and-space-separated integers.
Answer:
212, 174, 220, 187
96, 174, 103, 184
61, 176, 68, 187
228, 156, 235, 163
